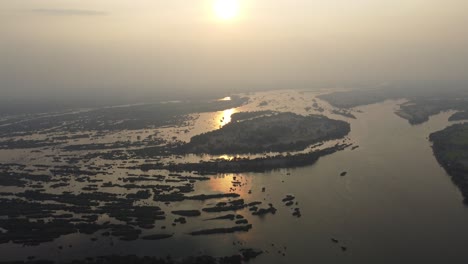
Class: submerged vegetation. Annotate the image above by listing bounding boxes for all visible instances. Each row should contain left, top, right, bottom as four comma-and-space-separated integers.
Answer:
0, 91, 352, 262
0, 96, 248, 138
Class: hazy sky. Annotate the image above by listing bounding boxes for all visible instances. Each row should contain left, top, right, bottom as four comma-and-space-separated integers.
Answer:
1, 0, 467, 100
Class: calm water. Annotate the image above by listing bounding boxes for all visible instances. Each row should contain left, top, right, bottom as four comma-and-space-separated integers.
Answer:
244, 100, 468, 263
2, 98, 468, 263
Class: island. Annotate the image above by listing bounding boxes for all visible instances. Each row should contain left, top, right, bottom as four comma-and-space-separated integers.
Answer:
178, 112, 350, 155
318, 88, 468, 125
395, 99, 468, 125
141, 144, 350, 174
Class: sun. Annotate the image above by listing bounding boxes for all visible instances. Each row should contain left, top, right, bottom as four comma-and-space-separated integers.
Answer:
213, 0, 240, 21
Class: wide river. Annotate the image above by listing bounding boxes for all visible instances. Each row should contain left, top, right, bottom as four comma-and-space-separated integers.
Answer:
2, 98, 468, 264
244, 100, 468, 263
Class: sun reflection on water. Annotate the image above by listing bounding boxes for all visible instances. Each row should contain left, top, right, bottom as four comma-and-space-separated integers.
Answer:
208, 173, 251, 197
218, 154, 235, 161
216, 108, 237, 128
218, 96, 232, 101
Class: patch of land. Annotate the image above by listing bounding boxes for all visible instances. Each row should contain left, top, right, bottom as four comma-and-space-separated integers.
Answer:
396, 99, 468, 125
9, 249, 262, 264
0, 139, 62, 149
318, 89, 398, 108
229, 111, 276, 122
0, 96, 247, 137
178, 112, 350, 155
140, 144, 350, 174
190, 225, 253, 236
319, 87, 468, 125
0, 91, 354, 262
331, 109, 356, 119
449, 111, 468, 121
0, 159, 285, 251
430, 123, 468, 204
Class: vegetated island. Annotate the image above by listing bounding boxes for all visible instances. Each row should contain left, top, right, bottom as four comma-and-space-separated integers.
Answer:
178, 111, 350, 155
133, 111, 351, 172
0, 95, 248, 137
139, 144, 351, 174
430, 123, 468, 204
395, 99, 468, 125
318, 88, 468, 125
318, 89, 399, 109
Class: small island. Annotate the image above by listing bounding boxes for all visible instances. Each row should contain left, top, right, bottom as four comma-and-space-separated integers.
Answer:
141, 144, 350, 173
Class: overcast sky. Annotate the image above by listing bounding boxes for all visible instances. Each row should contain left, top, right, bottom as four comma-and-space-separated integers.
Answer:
1, 0, 467, 101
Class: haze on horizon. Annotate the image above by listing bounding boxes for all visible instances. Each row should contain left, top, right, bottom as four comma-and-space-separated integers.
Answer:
1, 0, 468, 102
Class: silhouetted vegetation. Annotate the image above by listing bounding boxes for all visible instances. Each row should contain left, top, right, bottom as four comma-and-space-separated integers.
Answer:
140, 144, 350, 174
449, 111, 468, 121
430, 123, 468, 204
0, 97, 247, 137
178, 112, 350, 155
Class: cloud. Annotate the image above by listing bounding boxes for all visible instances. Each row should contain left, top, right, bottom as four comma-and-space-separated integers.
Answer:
31, 8, 107, 16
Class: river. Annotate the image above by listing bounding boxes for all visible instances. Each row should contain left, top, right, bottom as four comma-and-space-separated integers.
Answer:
1, 97, 468, 263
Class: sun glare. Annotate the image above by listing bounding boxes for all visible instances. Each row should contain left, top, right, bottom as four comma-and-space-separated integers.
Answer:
213, 0, 240, 21
216, 108, 236, 128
